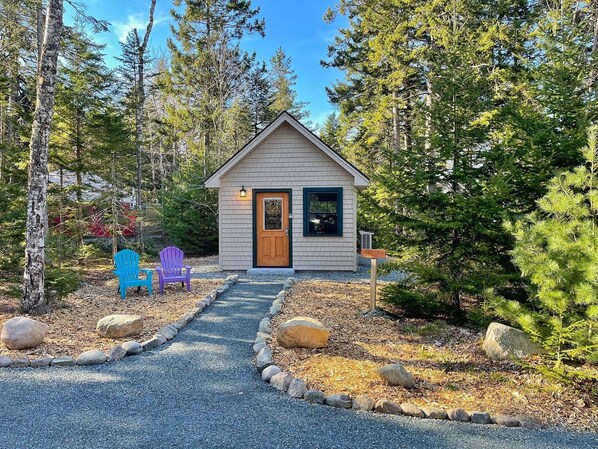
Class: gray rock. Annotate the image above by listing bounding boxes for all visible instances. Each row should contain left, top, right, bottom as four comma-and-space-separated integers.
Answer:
0, 355, 11, 367
255, 335, 266, 346
261, 365, 282, 382
514, 415, 541, 429
106, 345, 127, 362
492, 415, 520, 427
51, 356, 75, 367
325, 394, 352, 409
270, 372, 294, 392
253, 341, 266, 354
482, 322, 544, 360
287, 378, 307, 398
270, 304, 282, 315
265, 313, 274, 320
1, 316, 48, 350
10, 357, 30, 368
421, 406, 447, 419
181, 312, 195, 324
401, 403, 424, 418
156, 335, 167, 345
96, 314, 143, 339
376, 364, 416, 388
303, 389, 326, 404
374, 399, 402, 414
122, 341, 143, 355
256, 331, 271, 341
216, 286, 229, 295
470, 412, 492, 424
258, 318, 271, 334
447, 408, 470, 422
141, 337, 160, 351
352, 395, 375, 411
30, 357, 53, 368
226, 274, 239, 283
156, 325, 178, 341
190, 307, 201, 316
76, 349, 106, 366
256, 347, 273, 372
171, 319, 187, 331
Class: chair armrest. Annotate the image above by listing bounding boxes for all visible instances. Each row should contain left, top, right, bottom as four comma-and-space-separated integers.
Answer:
184, 265, 192, 271
155, 266, 163, 272
140, 268, 153, 279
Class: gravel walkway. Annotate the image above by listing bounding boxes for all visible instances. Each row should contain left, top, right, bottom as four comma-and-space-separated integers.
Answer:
0, 281, 595, 449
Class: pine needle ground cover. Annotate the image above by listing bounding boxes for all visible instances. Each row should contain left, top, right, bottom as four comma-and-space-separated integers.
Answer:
0, 261, 220, 359
271, 281, 598, 431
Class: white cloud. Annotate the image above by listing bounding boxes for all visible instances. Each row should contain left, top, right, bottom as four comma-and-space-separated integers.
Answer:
112, 11, 169, 43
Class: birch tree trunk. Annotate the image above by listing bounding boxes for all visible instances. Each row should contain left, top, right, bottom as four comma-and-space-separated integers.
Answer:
22, 0, 63, 315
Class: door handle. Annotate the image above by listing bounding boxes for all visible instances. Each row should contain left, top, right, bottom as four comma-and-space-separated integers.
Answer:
285, 227, 289, 236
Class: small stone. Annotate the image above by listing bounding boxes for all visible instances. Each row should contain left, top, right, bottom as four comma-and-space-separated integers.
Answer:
226, 274, 239, 283
261, 365, 282, 382
189, 307, 201, 316
376, 364, 416, 388
156, 325, 178, 341
303, 389, 326, 404
325, 394, 352, 409
401, 403, 424, 418
210, 289, 219, 299
253, 341, 266, 353
51, 356, 75, 367
256, 332, 271, 341
574, 399, 586, 408
181, 312, 195, 324
1, 316, 48, 350
10, 357, 30, 368
122, 341, 143, 355
216, 286, 228, 295
276, 291, 286, 300
258, 318, 271, 333
421, 406, 447, 420
447, 408, 470, 422
265, 313, 274, 320
492, 415, 520, 427
470, 412, 491, 424
255, 335, 266, 345
374, 399, 402, 414
287, 378, 307, 398
172, 319, 187, 331
76, 349, 106, 366
0, 355, 11, 367
256, 346, 273, 372
270, 372, 294, 392
352, 395, 375, 411
270, 304, 282, 315
96, 314, 143, 339
514, 415, 541, 429
156, 335, 167, 345
141, 337, 160, 351
30, 357, 53, 368
106, 345, 127, 362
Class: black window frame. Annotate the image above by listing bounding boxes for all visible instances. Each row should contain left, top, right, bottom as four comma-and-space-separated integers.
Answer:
303, 187, 343, 237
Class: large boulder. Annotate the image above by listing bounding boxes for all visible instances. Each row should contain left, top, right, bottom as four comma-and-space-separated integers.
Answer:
482, 322, 544, 360
96, 315, 143, 339
376, 364, 416, 388
276, 317, 330, 349
1, 317, 48, 350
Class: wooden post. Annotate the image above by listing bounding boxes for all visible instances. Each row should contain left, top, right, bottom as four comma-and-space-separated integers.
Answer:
361, 249, 386, 313
370, 257, 377, 312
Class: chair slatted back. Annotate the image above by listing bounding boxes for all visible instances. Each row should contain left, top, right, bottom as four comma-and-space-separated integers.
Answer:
160, 246, 184, 277
114, 249, 140, 280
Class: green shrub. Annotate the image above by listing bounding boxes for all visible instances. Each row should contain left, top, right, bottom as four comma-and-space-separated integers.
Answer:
492, 127, 598, 369
45, 267, 80, 303
380, 278, 455, 320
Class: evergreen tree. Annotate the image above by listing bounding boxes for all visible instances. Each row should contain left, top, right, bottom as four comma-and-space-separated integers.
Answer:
319, 112, 343, 153
268, 47, 308, 119
492, 127, 598, 369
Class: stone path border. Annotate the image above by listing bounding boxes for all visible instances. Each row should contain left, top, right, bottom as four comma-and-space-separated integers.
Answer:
0, 275, 239, 369
253, 278, 540, 430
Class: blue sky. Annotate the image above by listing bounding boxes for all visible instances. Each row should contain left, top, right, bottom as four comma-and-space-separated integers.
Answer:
68, 0, 346, 126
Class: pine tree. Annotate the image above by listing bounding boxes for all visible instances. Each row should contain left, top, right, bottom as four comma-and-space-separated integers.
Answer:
493, 127, 598, 369
268, 47, 308, 119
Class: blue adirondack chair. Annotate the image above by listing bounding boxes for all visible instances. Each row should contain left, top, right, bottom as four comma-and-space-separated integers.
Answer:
113, 249, 153, 299
155, 246, 192, 294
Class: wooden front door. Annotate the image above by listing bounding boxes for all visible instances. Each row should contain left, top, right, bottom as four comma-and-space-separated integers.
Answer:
256, 192, 290, 267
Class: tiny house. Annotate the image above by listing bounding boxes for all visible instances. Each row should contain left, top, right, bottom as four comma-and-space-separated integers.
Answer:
205, 112, 369, 272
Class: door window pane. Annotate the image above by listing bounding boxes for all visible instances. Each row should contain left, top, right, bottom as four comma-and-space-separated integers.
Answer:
264, 198, 283, 230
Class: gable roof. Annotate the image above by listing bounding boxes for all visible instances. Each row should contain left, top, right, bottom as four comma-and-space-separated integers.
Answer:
204, 111, 370, 189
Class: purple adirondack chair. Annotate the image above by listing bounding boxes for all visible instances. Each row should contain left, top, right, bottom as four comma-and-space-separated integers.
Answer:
155, 246, 192, 294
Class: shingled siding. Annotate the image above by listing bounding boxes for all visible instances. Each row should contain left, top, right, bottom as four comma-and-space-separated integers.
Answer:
218, 123, 357, 271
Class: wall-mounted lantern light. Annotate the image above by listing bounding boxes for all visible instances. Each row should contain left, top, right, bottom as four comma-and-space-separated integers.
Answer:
240, 185, 247, 198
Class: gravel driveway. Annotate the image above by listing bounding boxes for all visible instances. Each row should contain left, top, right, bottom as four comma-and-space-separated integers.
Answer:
0, 281, 595, 449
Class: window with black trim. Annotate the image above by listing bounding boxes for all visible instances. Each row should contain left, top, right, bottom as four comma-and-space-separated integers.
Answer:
303, 188, 343, 236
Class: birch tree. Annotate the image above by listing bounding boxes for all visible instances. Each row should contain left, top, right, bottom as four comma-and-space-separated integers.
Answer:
22, 0, 63, 315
